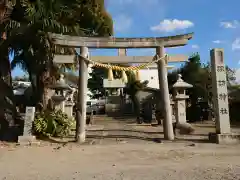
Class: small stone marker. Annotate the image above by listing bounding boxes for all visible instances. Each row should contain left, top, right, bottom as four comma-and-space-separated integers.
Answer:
18, 107, 38, 145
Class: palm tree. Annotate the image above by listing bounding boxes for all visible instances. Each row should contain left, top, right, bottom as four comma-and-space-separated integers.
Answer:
10, 0, 113, 108
11, 0, 81, 107
0, 0, 21, 140
0, 0, 70, 140
9, 0, 83, 107
0, 0, 113, 140
0, 0, 12, 24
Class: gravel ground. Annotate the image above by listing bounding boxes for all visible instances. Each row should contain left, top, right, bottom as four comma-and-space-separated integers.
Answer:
1, 119, 239, 180
0, 142, 240, 180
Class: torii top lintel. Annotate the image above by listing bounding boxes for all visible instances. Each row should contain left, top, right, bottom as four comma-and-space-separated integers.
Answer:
48, 33, 193, 48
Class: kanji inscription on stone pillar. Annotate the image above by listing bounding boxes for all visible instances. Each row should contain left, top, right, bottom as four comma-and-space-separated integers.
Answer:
210, 49, 230, 134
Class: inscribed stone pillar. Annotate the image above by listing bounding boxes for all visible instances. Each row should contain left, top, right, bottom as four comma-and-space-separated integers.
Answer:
210, 49, 231, 134
156, 47, 174, 140
76, 46, 88, 143
18, 107, 38, 145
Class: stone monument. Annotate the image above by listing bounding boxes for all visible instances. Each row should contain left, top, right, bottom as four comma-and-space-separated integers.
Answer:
18, 106, 38, 145
209, 49, 240, 144
172, 74, 193, 124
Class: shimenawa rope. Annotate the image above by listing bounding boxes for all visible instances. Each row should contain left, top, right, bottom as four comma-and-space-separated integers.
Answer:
79, 54, 168, 83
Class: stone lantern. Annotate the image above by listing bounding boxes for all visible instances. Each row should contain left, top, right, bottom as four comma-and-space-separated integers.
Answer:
50, 74, 71, 113
64, 87, 76, 118
169, 94, 176, 122
172, 74, 193, 124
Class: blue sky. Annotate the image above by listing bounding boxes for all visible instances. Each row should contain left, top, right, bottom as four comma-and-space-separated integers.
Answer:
12, 0, 240, 80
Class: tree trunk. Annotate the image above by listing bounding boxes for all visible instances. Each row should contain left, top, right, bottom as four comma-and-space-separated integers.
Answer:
42, 86, 48, 109
35, 70, 50, 111
0, 52, 19, 141
27, 72, 36, 106
42, 70, 52, 110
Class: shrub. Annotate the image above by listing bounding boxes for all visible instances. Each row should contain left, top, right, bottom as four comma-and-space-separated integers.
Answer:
33, 109, 74, 138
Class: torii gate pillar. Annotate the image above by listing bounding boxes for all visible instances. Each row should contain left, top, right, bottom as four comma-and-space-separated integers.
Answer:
75, 46, 88, 143
49, 32, 194, 142
156, 47, 175, 140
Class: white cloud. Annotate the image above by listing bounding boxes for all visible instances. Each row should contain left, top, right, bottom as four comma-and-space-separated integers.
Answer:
220, 20, 239, 29
191, 44, 199, 49
113, 14, 132, 32
213, 40, 224, 44
232, 38, 240, 51
150, 19, 194, 32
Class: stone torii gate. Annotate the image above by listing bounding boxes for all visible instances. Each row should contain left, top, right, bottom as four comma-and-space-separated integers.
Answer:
50, 33, 194, 143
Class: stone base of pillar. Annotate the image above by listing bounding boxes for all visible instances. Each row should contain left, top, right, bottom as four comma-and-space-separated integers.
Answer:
208, 132, 240, 144
18, 135, 40, 146
76, 133, 86, 144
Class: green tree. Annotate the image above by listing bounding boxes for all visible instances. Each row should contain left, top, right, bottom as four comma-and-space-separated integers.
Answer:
168, 53, 207, 121
168, 53, 236, 122
0, 0, 113, 140
88, 67, 108, 99
0, 0, 21, 140
10, 0, 113, 107
9, 0, 74, 108
124, 71, 149, 115
226, 66, 236, 85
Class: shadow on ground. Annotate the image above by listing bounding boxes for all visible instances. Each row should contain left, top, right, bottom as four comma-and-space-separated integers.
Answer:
40, 132, 211, 145
87, 134, 163, 143
35, 118, 226, 145
193, 124, 215, 128
174, 137, 211, 144
89, 129, 164, 134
